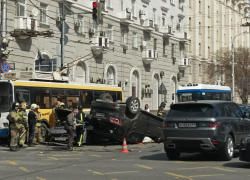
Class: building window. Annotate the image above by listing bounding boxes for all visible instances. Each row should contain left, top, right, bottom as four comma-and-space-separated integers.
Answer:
120, 0, 124, 11
40, 3, 48, 24
189, 0, 191, 8
162, 16, 165, 26
199, 1, 201, 13
171, 43, 175, 57
199, 43, 201, 56
35, 56, 56, 72
199, 64, 202, 76
154, 39, 157, 51
208, 6, 210, 17
153, 8, 156, 24
208, 26, 210, 38
107, 24, 113, 41
77, 15, 84, 33
75, 62, 87, 83
170, 0, 175, 5
217, 11, 219, 22
199, 22, 201, 34
17, 0, 25, 17
189, 40, 191, 52
106, 0, 112, 8
121, 28, 126, 44
132, 70, 139, 97
132, 0, 136, 17
208, 46, 210, 58
189, 18, 191, 31
163, 41, 166, 55
133, 32, 137, 48
107, 66, 116, 85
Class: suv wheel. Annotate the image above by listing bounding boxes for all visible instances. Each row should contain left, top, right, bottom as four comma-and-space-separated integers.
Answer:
166, 149, 181, 160
126, 97, 140, 114
220, 134, 234, 161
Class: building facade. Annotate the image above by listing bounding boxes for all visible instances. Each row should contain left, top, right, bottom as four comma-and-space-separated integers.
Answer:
188, 0, 250, 85
2, 0, 190, 110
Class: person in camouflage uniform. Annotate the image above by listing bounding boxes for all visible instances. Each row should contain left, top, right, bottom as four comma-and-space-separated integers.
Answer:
8, 102, 22, 151
18, 102, 28, 147
33, 105, 43, 144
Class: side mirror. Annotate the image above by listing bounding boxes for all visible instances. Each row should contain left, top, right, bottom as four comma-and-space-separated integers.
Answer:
244, 112, 250, 118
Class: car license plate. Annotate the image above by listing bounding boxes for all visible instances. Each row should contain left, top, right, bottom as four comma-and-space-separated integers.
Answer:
96, 113, 105, 117
55, 137, 67, 141
179, 123, 196, 128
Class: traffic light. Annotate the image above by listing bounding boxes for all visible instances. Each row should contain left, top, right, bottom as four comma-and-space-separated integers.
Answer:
92, 2, 98, 21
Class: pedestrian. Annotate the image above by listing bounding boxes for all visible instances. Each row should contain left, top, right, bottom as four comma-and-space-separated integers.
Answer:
28, 104, 37, 147
18, 102, 28, 148
76, 105, 86, 147
157, 102, 166, 118
7, 102, 22, 151
145, 104, 150, 112
65, 108, 79, 151
33, 105, 43, 144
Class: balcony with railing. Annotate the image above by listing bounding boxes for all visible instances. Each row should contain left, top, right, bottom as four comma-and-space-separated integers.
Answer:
14, 16, 38, 31
175, 32, 190, 42
142, 49, 158, 64
160, 26, 174, 37
179, 58, 190, 70
119, 9, 133, 25
91, 35, 109, 55
142, 18, 155, 32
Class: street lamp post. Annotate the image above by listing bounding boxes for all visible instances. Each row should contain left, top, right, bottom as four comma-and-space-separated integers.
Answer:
231, 31, 248, 102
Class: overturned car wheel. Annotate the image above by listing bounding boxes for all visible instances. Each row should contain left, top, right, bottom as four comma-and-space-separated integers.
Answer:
126, 97, 140, 115
99, 93, 113, 102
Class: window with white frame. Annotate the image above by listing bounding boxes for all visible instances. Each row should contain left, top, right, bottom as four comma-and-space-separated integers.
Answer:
208, 26, 210, 38
106, 0, 112, 8
121, 28, 126, 44
199, 22, 201, 34
132, 32, 137, 48
77, 15, 84, 33
107, 24, 113, 41
162, 16, 166, 26
171, 43, 175, 57
189, 18, 191, 31
199, 43, 201, 56
132, 0, 136, 17
107, 66, 116, 85
170, 0, 175, 5
199, 1, 201, 12
208, 6, 210, 17
153, 9, 156, 24
40, 3, 48, 24
35, 52, 56, 72
120, 0, 124, 11
17, 0, 25, 17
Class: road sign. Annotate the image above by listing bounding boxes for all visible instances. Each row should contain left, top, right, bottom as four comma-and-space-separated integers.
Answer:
59, 21, 69, 34
9, 63, 15, 70
60, 35, 68, 45
1, 61, 10, 73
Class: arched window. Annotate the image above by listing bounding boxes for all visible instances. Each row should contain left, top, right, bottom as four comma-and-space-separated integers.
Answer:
132, 70, 139, 97
35, 51, 56, 72
75, 62, 87, 83
107, 66, 115, 85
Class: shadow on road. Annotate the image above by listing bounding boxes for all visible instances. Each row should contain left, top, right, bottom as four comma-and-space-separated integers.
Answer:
223, 162, 250, 169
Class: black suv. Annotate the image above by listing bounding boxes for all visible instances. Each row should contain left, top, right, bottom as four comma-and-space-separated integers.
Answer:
163, 101, 250, 161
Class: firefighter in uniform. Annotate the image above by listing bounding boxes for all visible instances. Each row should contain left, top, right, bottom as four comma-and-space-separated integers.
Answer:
76, 105, 86, 147
33, 105, 43, 144
60, 102, 65, 109
8, 102, 22, 151
53, 101, 61, 125
157, 102, 166, 118
18, 102, 28, 147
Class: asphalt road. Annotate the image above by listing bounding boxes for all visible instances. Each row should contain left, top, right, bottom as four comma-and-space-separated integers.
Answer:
0, 143, 250, 180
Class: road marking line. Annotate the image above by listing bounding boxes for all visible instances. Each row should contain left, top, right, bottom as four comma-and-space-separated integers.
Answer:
135, 164, 153, 169
92, 171, 104, 175
177, 166, 210, 170
39, 154, 44, 156
175, 161, 195, 164
19, 167, 30, 172
48, 157, 59, 161
189, 174, 224, 178
91, 155, 101, 157
164, 172, 193, 180
212, 167, 236, 172
36, 177, 46, 180
6, 160, 17, 165
105, 171, 139, 175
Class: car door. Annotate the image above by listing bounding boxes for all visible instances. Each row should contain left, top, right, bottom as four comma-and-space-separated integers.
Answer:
243, 109, 250, 136
226, 103, 244, 144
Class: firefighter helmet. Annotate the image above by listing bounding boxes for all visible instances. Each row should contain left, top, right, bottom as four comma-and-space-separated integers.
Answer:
60, 102, 65, 107
30, 104, 38, 110
12, 102, 20, 109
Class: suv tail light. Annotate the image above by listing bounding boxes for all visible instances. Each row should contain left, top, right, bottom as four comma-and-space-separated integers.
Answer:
110, 117, 122, 126
209, 122, 221, 128
163, 121, 167, 127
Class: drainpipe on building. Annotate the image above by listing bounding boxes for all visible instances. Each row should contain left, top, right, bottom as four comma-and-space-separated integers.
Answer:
0, 0, 7, 79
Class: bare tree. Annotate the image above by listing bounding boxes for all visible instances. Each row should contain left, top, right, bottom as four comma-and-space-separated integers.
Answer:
206, 46, 250, 104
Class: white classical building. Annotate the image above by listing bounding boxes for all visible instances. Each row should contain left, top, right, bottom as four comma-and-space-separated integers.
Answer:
2, 0, 190, 110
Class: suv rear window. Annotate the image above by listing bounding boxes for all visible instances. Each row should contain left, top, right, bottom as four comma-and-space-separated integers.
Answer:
168, 104, 213, 118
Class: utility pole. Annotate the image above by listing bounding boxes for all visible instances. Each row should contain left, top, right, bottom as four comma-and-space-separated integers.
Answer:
231, 43, 234, 102
61, 4, 65, 68
1, 0, 7, 79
